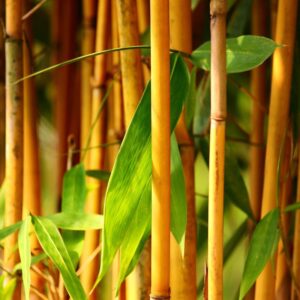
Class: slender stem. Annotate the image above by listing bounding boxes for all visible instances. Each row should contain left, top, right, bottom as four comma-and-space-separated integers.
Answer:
150, 0, 170, 298
255, 0, 298, 298
208, 0, 227, 299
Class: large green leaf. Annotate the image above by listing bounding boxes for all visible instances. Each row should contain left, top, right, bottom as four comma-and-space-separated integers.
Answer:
18, 216, 31, 300
191, 35, 277, 73
32, 216, 87, 300
239, 209, 280, 300
61, 163, 87, 265
46, 212, 103, 230
116, 134, 186, 290
0, 276, 16, 300
86, 170, 111, 181
97, 54, 189, 285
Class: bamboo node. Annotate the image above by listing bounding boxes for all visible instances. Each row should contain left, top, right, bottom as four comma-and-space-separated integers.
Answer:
150, 295, 170, 300
5, 36, 22, 44
90, 77, 106, 90
210, 115, 226, 122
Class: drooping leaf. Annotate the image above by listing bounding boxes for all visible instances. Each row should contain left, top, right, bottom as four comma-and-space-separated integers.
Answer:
61, 163, 87, 266
239, 209, 280, 300
97, 54, 189, 285
0, 222, 22, 241
285, 202, 300, 213
191, 35, 277, 73
116, 134, 186, 290
193, 73, 210, 137
227, 0, 252, 37
46, 212, 103, 230
18, 215, 31, 300
200, 138, 253, 219
86, 170, 111, 181
32, 216, 87, 300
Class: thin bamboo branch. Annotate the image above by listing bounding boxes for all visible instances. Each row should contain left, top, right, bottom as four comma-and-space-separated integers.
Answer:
4, 1, 23, 298
150, 0, 170, 299
208, 0, 227, 299
255, 0, 298, 298
79, 1, 110, 298
169, 1, 197, 299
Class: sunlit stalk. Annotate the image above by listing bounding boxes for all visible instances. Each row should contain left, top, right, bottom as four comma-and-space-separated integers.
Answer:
0, 0, 4, 185
150, 0, 170, 299
4, 0, 23, 298
80, 1, 110, 298
255, 0, 298, 299
208, 0, 227, 299
169, 0, 196, 299
22, 1, 43, 297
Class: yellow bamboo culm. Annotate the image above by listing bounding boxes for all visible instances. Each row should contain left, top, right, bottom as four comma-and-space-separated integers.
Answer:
208, 0, 227, 299
254, 0, 298, 299
81, 0, 97, 164
150, 0, 170, 299
292, 141, 300, 300
0, 0, 4, 185
169, 0, 197, 299
79, 1, 110, 298
5, 0, 23, 298
22, 1, 43, 297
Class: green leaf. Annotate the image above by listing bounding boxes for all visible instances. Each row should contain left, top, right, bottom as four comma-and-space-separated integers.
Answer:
32, 216, 87, 300
239, 209, 280, 300
46, 212, 103, 230
86, 170, 110, 181
62, 163, 87, 212
0, 180, 5, 228
191, 35, 277, 73
0, 276, 16, 300
0, 222, 22, 240
116, 134, 187, 291
61, 163, 87, 266
97, 54, 189, 285
285, 201, 300, 212
18, 216, 31, 300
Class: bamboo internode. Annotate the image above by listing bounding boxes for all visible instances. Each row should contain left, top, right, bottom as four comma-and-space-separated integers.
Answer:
150, 0, 171, 299
208, 0, 227, 299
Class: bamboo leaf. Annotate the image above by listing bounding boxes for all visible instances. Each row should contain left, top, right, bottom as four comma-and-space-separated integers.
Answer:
61, 163, 87, 266
86, 170, 111, 181
18, 215, 31, 300
185, 67, 197, 132
285, 201, 300, 212
0, 276, 16, 300
239, 209, 280, 300
191, 35, 277, 73
32, 216, 87, 300
0, 222, 22, 240
116, 134, 186, 290
97, 54, 189, 286
46, 212, 103, 230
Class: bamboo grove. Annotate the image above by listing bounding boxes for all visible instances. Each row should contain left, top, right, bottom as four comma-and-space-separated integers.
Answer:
0, 0, 299, 299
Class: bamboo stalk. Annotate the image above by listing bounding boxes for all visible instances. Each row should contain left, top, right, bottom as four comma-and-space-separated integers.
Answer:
4, 0, 23, 298
81, 0, 97, 165
254, 0, 298, 299
169, 1, 197, 299
249, 0, 267, 222
0, 0, 4, 185
116, 0, 144, 128
150, 0, 170, 299
275, 133, 292, 300
208, 1, 227, 299
79, 1, 110, 298
292, 142, 300, 300
22, 1, 43, 297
